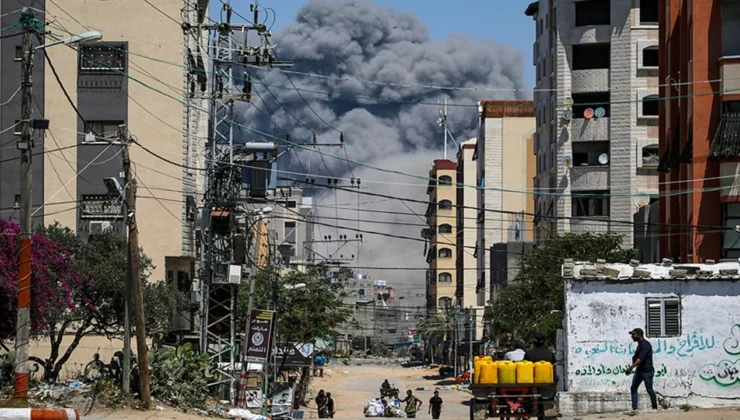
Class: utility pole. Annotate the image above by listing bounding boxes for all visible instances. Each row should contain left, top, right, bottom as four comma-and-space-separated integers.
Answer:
121, 128, 132, 395
468, 310, 474, 373
14, 9, 34, 400
453, 306, 459, 377
122, 127, 152, 408
439, 98, 448, 159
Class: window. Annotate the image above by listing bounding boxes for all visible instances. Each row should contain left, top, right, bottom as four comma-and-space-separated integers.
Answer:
572, 190, 610, 217
186, 196, 196, 221
723, 0, 740, 56
439, 248, 452, 258
438, 273, 452, 283
572, 92, 610, 118
640, 0, 659, 24
723, 204, 740, 257
646, 298, 681, 337
642, 145, 659, 167
284, 221, 296, 244
438, 297, 453, 307
82, 120, 124, 142
14, 46, 22, 62
439, 224, 452, 234
438, 175, 452, 185
572, 43, 610, 70
642, 95, 659, 117
642, 46, 659, 67
572, 141, 610, 166
78, 44, 126, 73
286, 200, 297, 208
14, 120, 21, 135
439, 200, 453, 210
575, 0, 610, 27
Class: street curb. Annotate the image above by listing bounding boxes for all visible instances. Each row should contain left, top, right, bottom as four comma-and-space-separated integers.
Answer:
0, 409, 79, 420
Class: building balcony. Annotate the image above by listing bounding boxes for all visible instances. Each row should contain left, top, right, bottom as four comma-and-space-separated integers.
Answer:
571, 69, 610, 93
721, 56, 740, 98
570, 117, 609, 142
570, 25, 612, 45
570, 166, 609, 190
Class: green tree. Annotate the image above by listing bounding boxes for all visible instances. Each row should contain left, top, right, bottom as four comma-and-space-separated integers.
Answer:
237, 267, 352, 374
417, 310, 455, 365
486, 232, 638, 347
29, 224, 180, 382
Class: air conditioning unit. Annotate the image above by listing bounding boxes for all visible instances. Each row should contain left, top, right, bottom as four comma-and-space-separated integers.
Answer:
89, 220, 113, 234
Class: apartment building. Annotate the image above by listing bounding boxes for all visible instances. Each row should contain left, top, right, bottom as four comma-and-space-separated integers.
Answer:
423, 159, 458, 310
658, 0, 740, 262
475, 101, 536, 306
0, 0, 206, 285
270, 186, 315, 270
525, 0, 660, 256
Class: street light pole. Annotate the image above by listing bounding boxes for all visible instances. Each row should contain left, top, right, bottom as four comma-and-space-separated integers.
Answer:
14, 11, 35, 400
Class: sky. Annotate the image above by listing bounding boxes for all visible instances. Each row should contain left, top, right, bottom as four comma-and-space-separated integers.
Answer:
211, 0, 536, 87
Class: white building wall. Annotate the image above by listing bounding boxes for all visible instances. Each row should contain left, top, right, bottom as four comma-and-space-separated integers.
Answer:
563, 278, 740, 415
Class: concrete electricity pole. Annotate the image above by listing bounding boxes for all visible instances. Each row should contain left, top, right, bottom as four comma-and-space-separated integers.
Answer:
121, 128, 132, 395
14, 10, 35, 400
121, 127, 152, 407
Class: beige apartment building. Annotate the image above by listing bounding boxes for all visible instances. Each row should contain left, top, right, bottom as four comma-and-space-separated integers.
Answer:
475, 101, 536, 306
0, 0, 209, 372
423, 159, 458, 310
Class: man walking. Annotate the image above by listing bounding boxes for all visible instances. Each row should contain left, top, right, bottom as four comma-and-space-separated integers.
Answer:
428, 390, 443, 419
625, 328, 658, 414
401, 389, 422, 418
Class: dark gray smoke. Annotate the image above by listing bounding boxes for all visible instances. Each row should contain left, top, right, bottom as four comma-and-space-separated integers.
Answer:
237, 0, 528, 299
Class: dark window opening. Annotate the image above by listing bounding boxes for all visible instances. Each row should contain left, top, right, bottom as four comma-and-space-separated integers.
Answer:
79, 44, 127, 73
14, 120, 21, 135
438, 273, 452, 283
575, 0, 610, 27
438, 175, 453, 185
572, 92, 610, 118
642, 46, 659, 67
438, 297, 452, 307
723, 0, 740, 56
439, 224, 453, 234
642, 95, 659, 116
642, 145, 659, 166
572, 43, 611, 70
286, 200, 297, 208
284, 221, 296, 244
82, 120, 125, 142
572, 141, 610, 166
572, 190, 610, 217
439, 248, 452, 258
438, 200, 453, 210
640, 0, 659, 24
14, 46, 22, 61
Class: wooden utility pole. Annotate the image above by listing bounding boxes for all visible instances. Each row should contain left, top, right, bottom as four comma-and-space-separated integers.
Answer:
121, 126, 151, 407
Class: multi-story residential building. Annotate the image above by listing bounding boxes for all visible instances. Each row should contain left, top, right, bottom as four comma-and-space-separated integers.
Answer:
271, 186, 315, 270
525, 0, 660, 258
423, 159, 458, 310
658, 0, 740, 262
0, 0, 207, 284
455, 138, 484, 336
475, 101, 536, 306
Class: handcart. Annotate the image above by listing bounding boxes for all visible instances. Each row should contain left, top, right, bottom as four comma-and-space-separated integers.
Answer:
468, 382, 556, 420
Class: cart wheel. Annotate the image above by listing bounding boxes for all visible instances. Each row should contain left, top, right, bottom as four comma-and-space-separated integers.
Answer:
470, 397, 487, 420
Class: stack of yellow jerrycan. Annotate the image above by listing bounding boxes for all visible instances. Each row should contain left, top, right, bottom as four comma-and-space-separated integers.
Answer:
534, 361, 554, 383
478, 361, 498, 384
497, 361, 517, 383
473, 356, 495, 384
516, 361, 535, 383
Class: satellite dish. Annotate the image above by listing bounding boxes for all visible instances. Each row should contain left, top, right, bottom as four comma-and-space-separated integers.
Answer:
633, 194, 651, 209
598, 153, 609, 165
584, 108, 595, 119
562, 109, 573, 121
564, 97, 574, 108
594, 107, 606, 118
563, 155, 573, 168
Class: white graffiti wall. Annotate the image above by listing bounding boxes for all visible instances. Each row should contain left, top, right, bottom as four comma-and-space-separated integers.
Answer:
564, 279, 740, 399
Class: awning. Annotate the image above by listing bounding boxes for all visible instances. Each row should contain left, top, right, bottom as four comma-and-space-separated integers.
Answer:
710, 113, 740, 158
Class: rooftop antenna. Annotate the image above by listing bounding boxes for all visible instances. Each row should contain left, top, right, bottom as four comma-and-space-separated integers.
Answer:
438, 98, 449, 159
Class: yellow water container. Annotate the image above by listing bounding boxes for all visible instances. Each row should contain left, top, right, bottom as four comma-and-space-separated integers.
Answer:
479, 361, 498, 384
498, 361, 517, 384
534, 361, 554, 383
516, 361, 535, 383
473, 360, 484, 384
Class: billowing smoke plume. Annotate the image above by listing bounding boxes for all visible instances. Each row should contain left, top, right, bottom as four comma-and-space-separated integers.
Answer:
237, 0, 527, 299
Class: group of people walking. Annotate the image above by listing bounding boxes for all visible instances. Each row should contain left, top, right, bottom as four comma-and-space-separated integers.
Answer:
314, 389, 335, 418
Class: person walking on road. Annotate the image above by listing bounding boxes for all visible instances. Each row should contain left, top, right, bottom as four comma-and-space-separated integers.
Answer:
625, 328, 658, 414
326, 392, 336, 418
401, 389, 422, 418
428, 390, 443, 419
315, 389, 329, 418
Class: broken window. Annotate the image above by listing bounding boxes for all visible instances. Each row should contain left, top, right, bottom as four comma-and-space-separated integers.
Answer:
575, 0, 610, 27
572, 43, 610, 70
642, 145, 659, 167
572, 141, 610, 166
646, 297, 681, 337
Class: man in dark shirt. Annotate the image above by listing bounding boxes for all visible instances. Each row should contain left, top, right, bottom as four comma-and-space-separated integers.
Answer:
524, 332, 556, 363
326, 392, 335, 418
625, 328, 658, 412
428, 390, 443, 419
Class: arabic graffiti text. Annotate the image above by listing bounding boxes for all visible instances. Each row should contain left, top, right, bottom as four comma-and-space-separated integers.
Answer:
574, 331, 715, 358
700, 359, 740, 387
